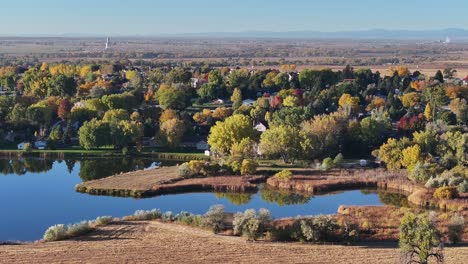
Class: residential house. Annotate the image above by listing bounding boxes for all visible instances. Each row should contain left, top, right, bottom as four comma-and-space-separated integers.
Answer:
17, 142, 29, 150
196, 140, 209, 150
34, 140, 47, 150
242, 99, 255, 106
253, 122, 267, 133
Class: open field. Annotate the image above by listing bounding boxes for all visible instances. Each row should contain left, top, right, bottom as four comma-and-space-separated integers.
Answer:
2, 37, 468, 78
1, 220, 467, 264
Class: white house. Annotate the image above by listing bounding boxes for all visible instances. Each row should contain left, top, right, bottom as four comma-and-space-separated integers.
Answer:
253, 122, 267, 133
34, 140, 47, 150
17, 142, 29, 150
242, 99, 255, 106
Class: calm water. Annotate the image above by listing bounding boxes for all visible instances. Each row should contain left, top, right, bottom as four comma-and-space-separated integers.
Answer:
0, 157, 403, 242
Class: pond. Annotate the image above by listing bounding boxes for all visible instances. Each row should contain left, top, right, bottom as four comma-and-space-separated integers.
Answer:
0, 157, 407, 242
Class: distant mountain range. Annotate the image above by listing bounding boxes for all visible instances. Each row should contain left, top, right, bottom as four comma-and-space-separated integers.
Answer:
3, 28, 468, 40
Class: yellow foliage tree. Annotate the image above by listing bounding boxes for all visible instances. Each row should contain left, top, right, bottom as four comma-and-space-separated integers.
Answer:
159, 109, 178, 123
402, 92, 420, 108
446, 85, 461, 99
338, 93, 360, 115
401, 144, 422, 173
366, 97, 386, 112
424, 104, 432, 121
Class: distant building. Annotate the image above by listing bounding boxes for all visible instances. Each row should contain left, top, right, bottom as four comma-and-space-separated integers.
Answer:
253, 122, 267, 133
34, 140, 47, 150
17, 142, 28, 150
105, 37, 110, 50
196, 140, 209, 150
242, 99, 255, 106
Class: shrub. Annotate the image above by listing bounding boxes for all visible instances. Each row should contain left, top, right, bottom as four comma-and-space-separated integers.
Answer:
67, 221, 92, 237
273, 169, 293, 181
240, 159, 258, 175
341, 219, 360, 244
43, 224, 68, 242
448, 214, 465, 244
178, 163, 192, 178
425, 177, 440, 188
94, 216, 113, 226
188, 160, 206, 175
233, 208, 272, 241
321, 157, 334, 171
333, 153, 344, 167
457, 180, 468, 193
433, 186, 458, 200
161, 211, 174, 222
409, 162, 438, 183
176, 212, 204, 227
300, 215, 340, 242
203, 205, 225, 233
132, 209, 162, 220
23, 143, 32, 152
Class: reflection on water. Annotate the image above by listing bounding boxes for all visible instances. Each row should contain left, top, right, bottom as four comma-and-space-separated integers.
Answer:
260, 187, 311, 206
0, 157, 178, 181
0, 157, 407, 242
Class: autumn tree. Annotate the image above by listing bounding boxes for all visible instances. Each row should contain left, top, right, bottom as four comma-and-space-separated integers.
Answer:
448, 98, 467, 124
158, 118, 186, 148
338, 93, 360, 115
402, 92, 420, 108
375, 137, 412, 170
102, 109, 130, 123
231, 88, 242, 110
57, 99, 72, 120
208, 114, 256, 155
259, 125, 305, 163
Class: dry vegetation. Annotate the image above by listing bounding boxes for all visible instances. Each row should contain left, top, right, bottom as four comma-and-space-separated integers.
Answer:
76, 166, 264, 197
2, 37, 468, 77
1, 220, 467, 264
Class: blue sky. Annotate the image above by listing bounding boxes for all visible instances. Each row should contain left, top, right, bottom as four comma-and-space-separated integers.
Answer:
1, 0, 467, 35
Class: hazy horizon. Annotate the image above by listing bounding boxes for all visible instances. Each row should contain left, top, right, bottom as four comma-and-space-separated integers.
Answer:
1, 0, 468, 36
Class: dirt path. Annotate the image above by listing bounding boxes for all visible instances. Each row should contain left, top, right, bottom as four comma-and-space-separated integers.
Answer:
1, 221, 467, 264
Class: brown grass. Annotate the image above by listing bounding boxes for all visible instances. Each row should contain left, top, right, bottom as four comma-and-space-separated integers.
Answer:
1, 220, 467, 264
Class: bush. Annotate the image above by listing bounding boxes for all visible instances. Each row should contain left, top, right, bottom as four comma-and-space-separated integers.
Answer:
409, 162, 438, 183
67, 221, 92, 237
176, 212, 204, 227
341, 219, 360, 244
161, 211, 174, 222
457, 180, 468, 193
300, 215, 340, 242
94, 216, 113, 226
23, 143, 32, 152
188, 160, 206, 175
203, 205, 225, 233
43, 224, 68, 242
333, 153, 344, 167
448, 214, 465, 244
321, 157, 334, 171
233, 208, 272, 241
425, 177, 440, 188
273, 169, 293, 181
433, 186, 458, 200
240, 159, 258, 175
132, 209, 162, 220
178, 163, 192, 178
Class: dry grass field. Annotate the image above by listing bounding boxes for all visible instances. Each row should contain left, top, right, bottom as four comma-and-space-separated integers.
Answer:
1, 220, 467, 264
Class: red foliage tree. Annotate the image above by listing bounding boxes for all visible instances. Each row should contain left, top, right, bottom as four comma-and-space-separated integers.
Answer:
58, 99, 72, 121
